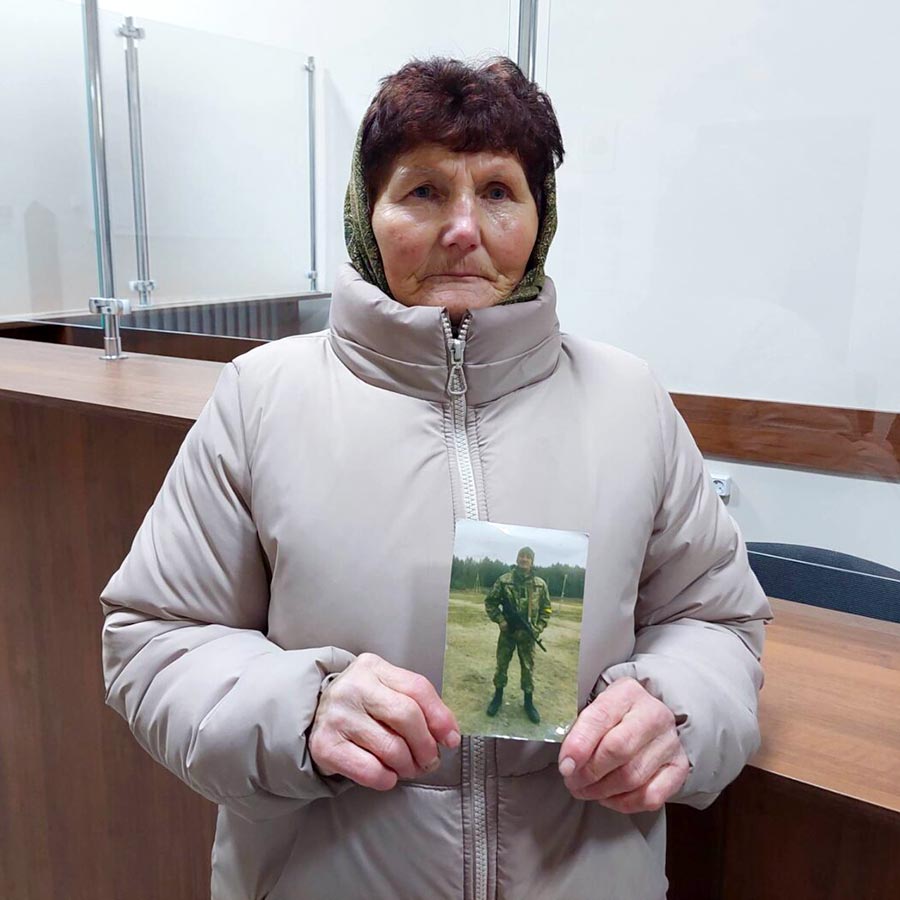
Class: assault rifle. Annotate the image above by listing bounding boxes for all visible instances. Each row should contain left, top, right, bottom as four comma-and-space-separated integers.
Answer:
498, 594, 547, 653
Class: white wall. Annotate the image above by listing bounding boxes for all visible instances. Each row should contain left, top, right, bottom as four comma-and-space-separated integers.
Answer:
705, 459, 900, 570
543, 0, 900, 413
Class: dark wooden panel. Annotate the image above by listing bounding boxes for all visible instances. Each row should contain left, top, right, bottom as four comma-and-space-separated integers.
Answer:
721, 768, 900, 900
666, 796, 726, 900
0, 321, 263, 363
0, 397, 215, 900
672, 392, 900, 481
667, 769, 900, 900
5, 324, 897, 480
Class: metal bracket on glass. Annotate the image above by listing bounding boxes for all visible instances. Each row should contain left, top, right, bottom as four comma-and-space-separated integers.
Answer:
89, 297, 131, 360
129, 278, 156, 296
116, 20, 145, 41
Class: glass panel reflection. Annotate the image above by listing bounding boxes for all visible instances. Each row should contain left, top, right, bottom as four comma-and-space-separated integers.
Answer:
0, 1, 97, 319
98, 10, 312, 307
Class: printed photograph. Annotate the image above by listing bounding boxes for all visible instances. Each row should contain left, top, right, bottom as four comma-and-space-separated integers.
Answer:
442, 520, 589, 742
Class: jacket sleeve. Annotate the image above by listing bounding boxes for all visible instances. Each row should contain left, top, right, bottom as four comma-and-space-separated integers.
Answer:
485, 579, 505, 624
101, 362, 356, 822
599, 377, 772, 810
536, 581, 552, 633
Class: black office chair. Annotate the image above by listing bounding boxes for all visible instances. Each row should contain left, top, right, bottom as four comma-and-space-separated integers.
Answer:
746, 542, 900, 624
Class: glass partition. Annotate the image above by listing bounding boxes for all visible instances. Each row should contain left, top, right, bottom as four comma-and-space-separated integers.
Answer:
0, 0, 98, 319
97, 10, 313, 307
1, 0, 515, 323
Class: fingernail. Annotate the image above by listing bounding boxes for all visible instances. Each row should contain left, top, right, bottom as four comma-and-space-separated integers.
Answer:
559, 757, 576, 777
444, 730, 461, 750
424, 757, 441, 773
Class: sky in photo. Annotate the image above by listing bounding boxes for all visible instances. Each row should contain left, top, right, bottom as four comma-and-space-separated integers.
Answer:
452, 520, 589, 569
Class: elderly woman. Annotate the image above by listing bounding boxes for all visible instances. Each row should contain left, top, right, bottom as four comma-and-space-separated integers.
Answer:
102, 58, 770, 899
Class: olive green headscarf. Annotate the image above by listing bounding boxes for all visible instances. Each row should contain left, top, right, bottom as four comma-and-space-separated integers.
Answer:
343, 128, 558, 305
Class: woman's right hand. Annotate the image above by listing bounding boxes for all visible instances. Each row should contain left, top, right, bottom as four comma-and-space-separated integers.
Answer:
308, 653, 461, 791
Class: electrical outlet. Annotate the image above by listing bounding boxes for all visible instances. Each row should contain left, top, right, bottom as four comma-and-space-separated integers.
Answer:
711, 474, 732, 504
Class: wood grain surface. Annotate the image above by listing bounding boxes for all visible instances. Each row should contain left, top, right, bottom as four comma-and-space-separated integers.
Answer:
720, 768, 900, 900
673, 392, 900, 480
0, 396, 215, 900
668, 766, 900, 900
668, 597, 900, 899
0, 321, 264, 364
0, 337, 222, 424
3, 335, 897, 478
754, 596, 900, 812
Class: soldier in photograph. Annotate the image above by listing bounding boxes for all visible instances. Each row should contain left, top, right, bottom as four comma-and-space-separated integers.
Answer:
484, 546, 552, 723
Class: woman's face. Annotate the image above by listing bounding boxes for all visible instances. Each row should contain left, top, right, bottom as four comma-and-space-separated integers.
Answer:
371, 144, 539, 323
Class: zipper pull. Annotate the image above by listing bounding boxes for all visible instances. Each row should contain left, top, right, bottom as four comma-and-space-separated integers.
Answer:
447, 336, 467, 396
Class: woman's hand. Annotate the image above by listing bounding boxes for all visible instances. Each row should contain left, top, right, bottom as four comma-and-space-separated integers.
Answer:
309, 653, 461, 791
557, 677, 689, 813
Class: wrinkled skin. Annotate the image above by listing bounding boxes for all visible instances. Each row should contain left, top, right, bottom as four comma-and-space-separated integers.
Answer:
309, 653, 460, 790
558, 677, 690, 813
371, 144, 539, 325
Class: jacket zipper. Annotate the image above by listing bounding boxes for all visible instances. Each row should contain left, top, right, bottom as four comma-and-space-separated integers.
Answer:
445, 315, 478, 521
443, 312, 489, 900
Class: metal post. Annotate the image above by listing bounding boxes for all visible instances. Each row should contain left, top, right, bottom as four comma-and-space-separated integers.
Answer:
118, 17, 155, 307
304, 56, 318, 291
517, 0, 539, 82
89, 297, 131, 360
82, 0, 115, 298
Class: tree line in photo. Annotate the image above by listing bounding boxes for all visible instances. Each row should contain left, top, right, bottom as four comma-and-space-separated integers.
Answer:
451, 556, 586, 601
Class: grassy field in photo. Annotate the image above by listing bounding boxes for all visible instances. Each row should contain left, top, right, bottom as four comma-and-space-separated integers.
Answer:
441, 589, 583, 742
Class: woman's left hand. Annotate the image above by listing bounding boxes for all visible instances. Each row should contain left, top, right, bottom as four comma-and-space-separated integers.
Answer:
557, 677, 690, 813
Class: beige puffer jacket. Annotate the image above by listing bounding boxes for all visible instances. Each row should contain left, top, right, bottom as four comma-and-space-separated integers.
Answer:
101, 264, 771, 900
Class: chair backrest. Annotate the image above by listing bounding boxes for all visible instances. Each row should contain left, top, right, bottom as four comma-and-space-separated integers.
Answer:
746, 542, 900, 623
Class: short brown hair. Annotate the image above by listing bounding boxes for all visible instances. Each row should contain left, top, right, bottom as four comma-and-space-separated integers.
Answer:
360, 57, 564, 213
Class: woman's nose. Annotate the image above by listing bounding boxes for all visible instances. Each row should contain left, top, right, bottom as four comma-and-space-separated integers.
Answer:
441, 195, 480, 251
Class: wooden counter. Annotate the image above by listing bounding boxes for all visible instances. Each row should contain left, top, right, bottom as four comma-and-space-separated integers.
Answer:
756, 597, 900, 813
664, 600, 900, 899
0, 336, 222, 424
2, 338, 899, 900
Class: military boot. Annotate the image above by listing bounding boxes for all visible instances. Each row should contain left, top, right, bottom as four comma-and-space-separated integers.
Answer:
486, 688, 503, 717
524, 693, 541, 724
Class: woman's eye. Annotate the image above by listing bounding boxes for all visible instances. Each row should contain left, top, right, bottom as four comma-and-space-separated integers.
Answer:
411, 185, 434, 199
486, 184, 509, 201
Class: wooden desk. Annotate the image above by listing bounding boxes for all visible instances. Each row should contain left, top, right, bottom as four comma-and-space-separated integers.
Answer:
0, 341, 222, 900
666, 600, 900, 899
756, 597, 900, 812
2, 340, 899, 899
0, 336, 222, 424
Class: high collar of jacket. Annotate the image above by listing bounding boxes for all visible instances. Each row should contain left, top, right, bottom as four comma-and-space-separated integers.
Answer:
328, 263, 562, 406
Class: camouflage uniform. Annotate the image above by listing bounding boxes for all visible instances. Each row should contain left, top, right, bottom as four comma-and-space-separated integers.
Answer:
485, 566, 552, 694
